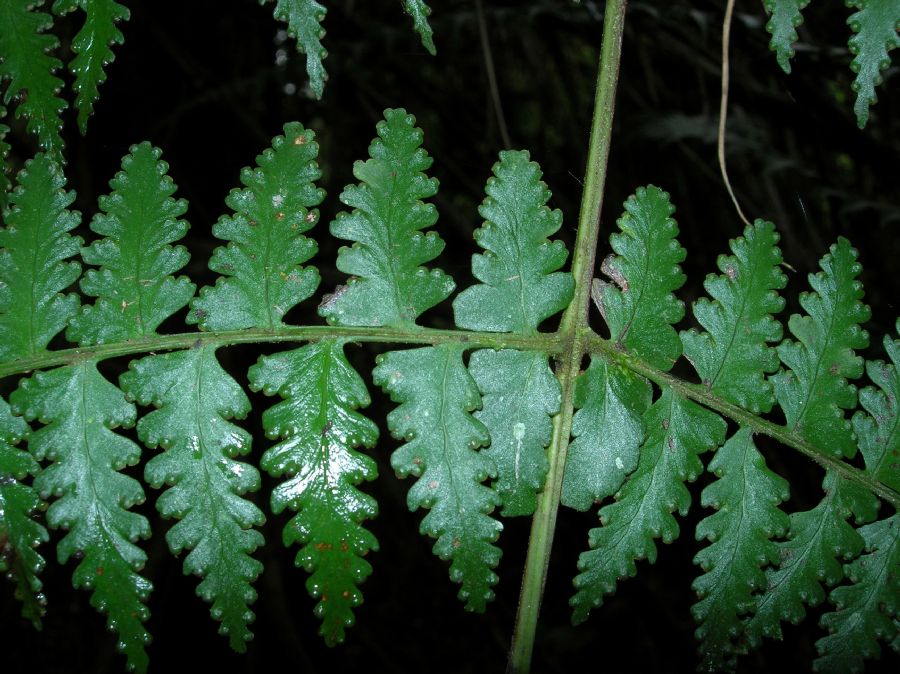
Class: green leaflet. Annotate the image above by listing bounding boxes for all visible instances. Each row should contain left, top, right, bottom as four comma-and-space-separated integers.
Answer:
593, 185, 686, 371
374, 344, 502, 611
68, 142, 195, 345
763, 0, 811, 73
120, 345, 264, 652
681, 220, 786, 414
814, 514, 899, 673
452, 149, 573, 334
265, 0, 327, 99
846, 0, 900, 128
189, 122, 323, 331
320, 108, 454, 328
853, 320, 900, 493
772, 238, 870, 459
52, 0, 130, 134
0, 154, 81, 362
571, 389, 725, 624
248, 339, 379, 645
0, 105, 9, 209
561, 355, 652, 511
0, 395, 47, 628
468, 349, 559, 517
744, 470, 879, 647
0, 0, 67, 155
691, 428, 791, 672
402, 0, 436, 55
11, 361, 152, 674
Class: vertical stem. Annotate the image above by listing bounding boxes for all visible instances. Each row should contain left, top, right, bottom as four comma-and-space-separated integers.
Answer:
506, 2, 628, 673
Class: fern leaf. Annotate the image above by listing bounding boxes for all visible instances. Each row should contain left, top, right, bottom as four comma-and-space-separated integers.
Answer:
846, 0, 900, 128
402, 0, 436, 55
772, 238, 870, 459
0, 154, 81, 362
11, 362, 151, 673
265, 0, 327, 99
68, 142, 194, 345
681, 220, 786, 414
691, 427, 791, 671
248, 339, 379, 645
0, 105, 9, 210
561, 356, 652, 511
0, 395, 47, 628
320, 109, 454, 328
374, 344, 501, 611
468, 349, 559, 517
120, 345, 264, 652
853, 319, 900, 493
52, 0, 130, 134
452, 149, 573, 334
0, 0, 66, 154
189, 122, 322, 331
763, 0, 811, 73
593, 185, 686, 371
744, 471, 878, 647
571, 389, 725, 624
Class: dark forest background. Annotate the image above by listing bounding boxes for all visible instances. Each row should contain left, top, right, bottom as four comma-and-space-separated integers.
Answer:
2, 1, 898, 672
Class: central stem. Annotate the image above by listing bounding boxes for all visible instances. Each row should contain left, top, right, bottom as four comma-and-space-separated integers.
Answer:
506, 2, 628, 672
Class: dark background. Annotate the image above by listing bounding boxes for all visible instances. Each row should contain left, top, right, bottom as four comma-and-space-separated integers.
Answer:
2, 1, 898, 672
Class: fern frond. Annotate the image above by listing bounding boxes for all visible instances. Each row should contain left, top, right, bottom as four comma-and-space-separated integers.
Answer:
248, 339, 379, 645
452, 149, 573, 334
681, 220, 786, 414
0, 395, 47, 628
374, 344, 501, 611
772, 237, 870, 459
11, 362, 151, 673
691, 427, 791, 672
52, 0, 130, 134
189, 122, 323, 331
570, 389, 725, 624
0, 0, 66, 154
402, 0, 436, 55
853, 320, 900, 492
592, 185, 686, 371
468, 349, 559, 517
561, 356, 652, 511
846, 0, 900, 128
763, 0, 811, 73
321, 109, 454, 328
0, 105, 9, 209
120, 346, 264, 652
265, 0, 327, 99
68, 142, 194, 344
0, 154, 81, 362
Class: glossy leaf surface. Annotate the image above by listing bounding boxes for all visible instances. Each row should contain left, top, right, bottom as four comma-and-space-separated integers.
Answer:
691, 428, 791, 672
0, 154, 81, 362
681, 220, 786, 414
846, 0, 900, 128
0, 395, 47, 628
571, 390, 725, 624
402, 0, 436, 54
249, 339, 379, 645
561, 355, 652, 511
453, 149, 573, 334
52, 0, 130, 134
0, 105, 9, 209
772, 238, 870, 459
68, 142, 194, 345
593, 185, 686, 371
121, 345, 264, 652
0, 0, 66, 154
189, 122, 323, 331
763, 0, 810, 73
11, 362, 151, 673
265, 0, 327, 98
375, 344, 501, 611
321, 108, 454, 327
468, 348, 559, 516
